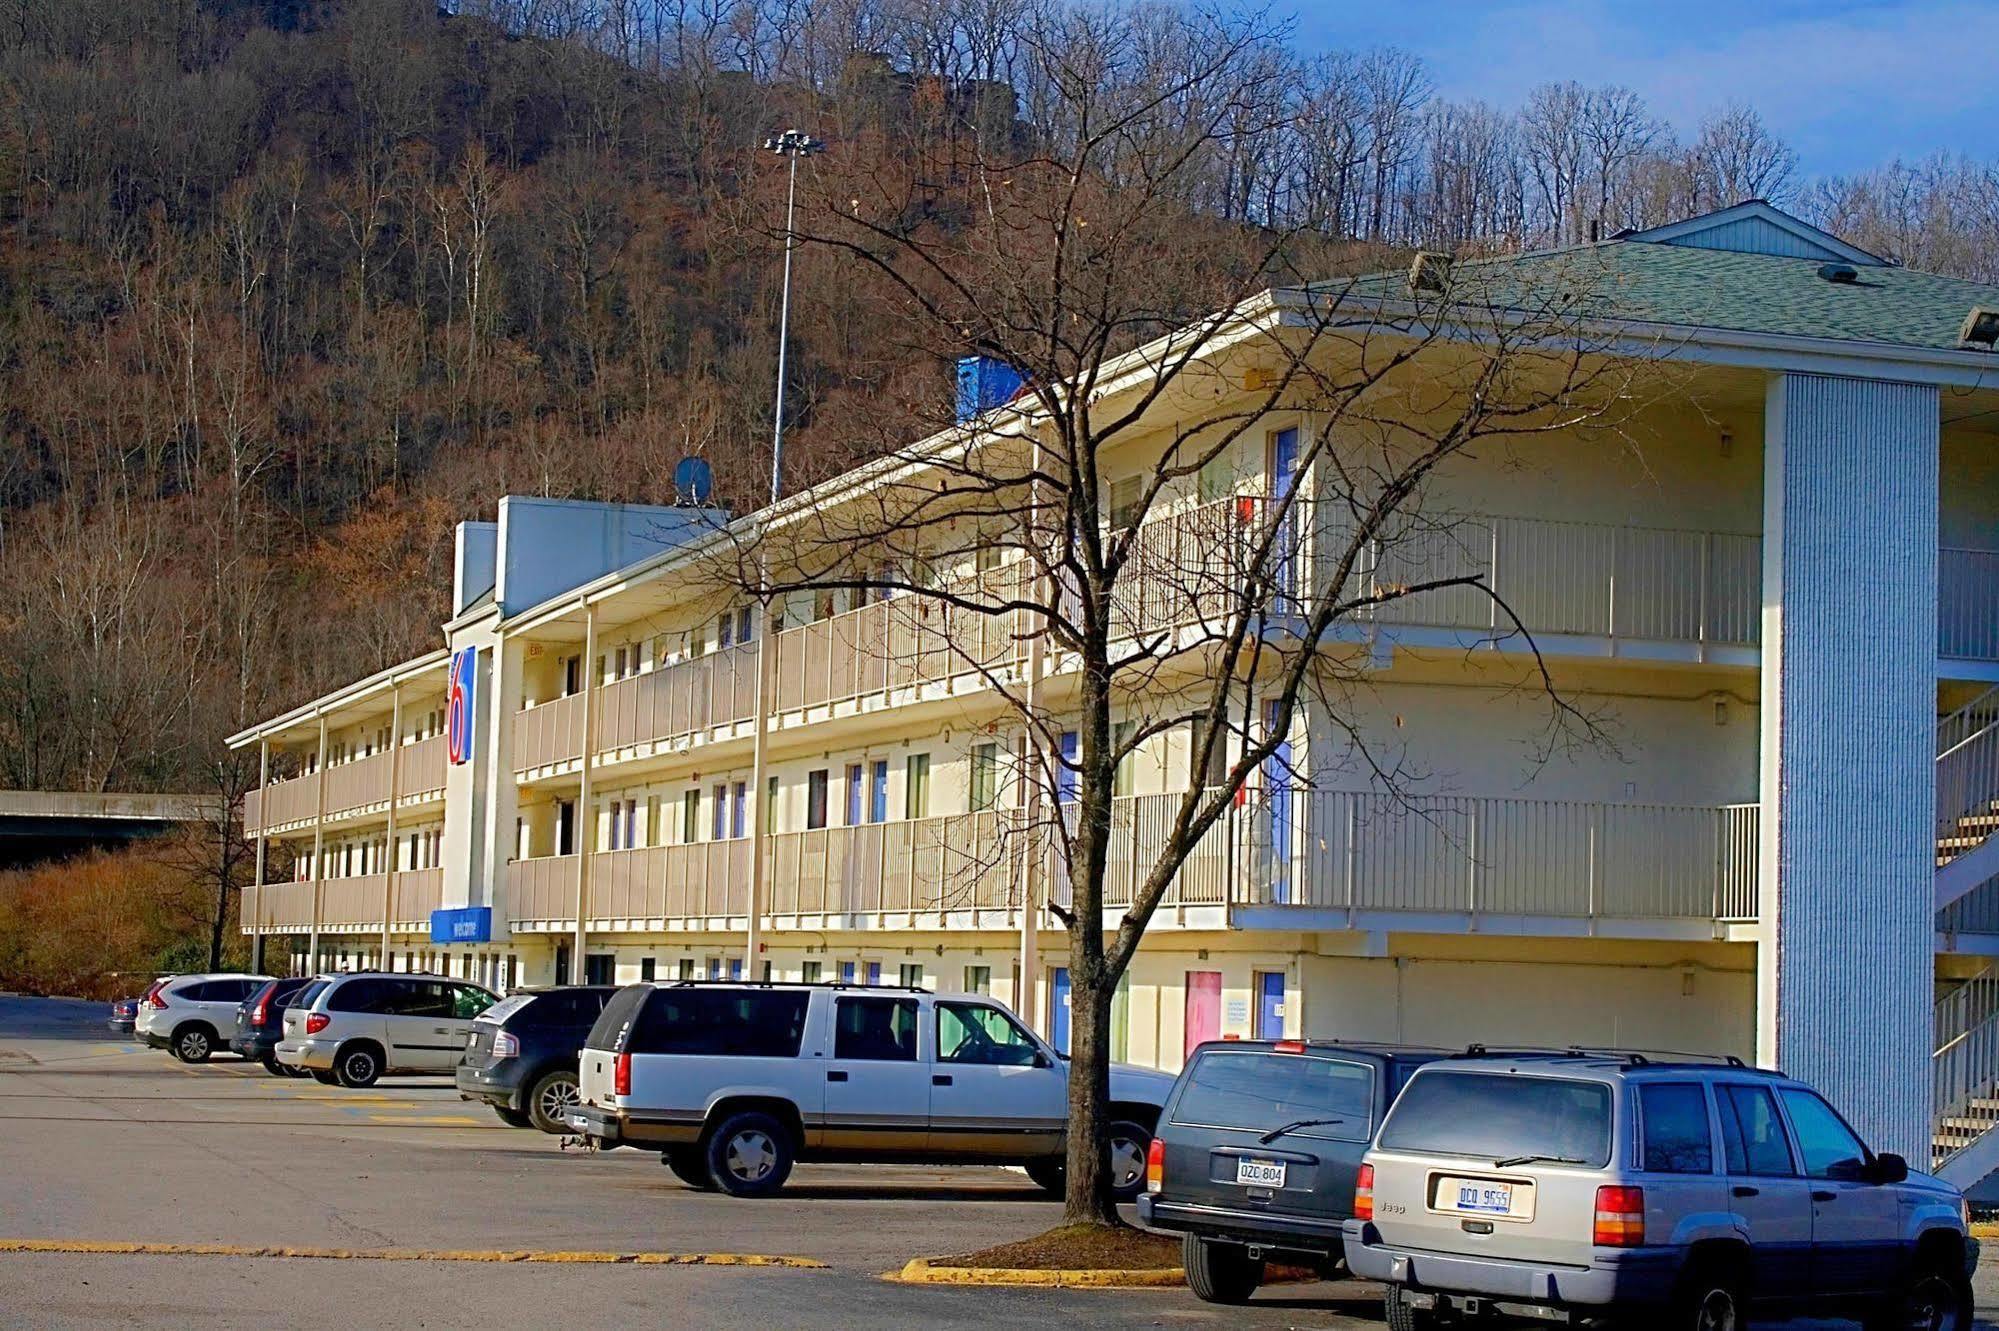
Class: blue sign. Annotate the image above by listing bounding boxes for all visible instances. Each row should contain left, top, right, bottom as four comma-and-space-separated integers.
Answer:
430, 906, 492, 944
446, 648, 477, 766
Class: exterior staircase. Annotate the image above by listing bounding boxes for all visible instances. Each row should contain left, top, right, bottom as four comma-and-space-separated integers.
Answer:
1932, 687, 1999, 1190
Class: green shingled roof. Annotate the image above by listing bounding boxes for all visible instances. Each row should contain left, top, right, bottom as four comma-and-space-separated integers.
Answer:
1330, 240, 1999, 356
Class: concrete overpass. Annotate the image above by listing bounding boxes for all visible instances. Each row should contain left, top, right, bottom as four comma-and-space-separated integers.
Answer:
0, 792, 225, 868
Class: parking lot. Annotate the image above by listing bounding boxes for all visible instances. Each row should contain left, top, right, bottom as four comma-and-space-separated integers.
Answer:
2, 992, 1996, 1330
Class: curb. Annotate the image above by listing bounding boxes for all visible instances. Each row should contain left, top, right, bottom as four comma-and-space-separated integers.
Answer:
0, 1239, 826, 1268
887, 1257, 1185, 1288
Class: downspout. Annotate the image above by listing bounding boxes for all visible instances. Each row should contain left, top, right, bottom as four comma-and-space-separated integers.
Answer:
572, 602, 597, 983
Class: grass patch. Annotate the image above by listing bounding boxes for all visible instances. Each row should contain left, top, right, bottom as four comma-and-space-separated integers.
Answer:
933, 1223, 1182, 1272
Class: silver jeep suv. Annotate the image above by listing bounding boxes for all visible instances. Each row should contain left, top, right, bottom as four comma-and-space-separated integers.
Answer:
1343, 1052, 1978, 1330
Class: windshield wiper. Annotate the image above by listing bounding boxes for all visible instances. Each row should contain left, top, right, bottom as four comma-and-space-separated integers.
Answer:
1493, 1153, 1587, 1168
1258, 1117, 1343, 1144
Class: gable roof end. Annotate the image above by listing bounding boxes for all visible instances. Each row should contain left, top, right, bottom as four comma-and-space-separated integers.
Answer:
1622, 200, 1889, 267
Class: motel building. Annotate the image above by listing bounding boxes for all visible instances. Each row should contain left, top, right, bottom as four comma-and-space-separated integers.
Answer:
233, 202, 1999, 1192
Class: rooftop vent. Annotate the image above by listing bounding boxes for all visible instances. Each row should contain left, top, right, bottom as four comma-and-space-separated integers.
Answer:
1408, 251, 1453, 294
1817, 263, 1858, 284
1961, 307, 1999, 350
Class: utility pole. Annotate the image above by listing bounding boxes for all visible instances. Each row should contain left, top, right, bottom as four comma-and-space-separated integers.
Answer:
763, 128, 824, 506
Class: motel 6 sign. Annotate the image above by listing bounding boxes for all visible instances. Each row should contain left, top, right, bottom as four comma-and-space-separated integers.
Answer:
446, 647, 477, 766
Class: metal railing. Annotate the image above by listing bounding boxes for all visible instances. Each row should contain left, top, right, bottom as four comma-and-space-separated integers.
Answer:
1938, 686, 1999, 855
513, 692, 585, 773
595, 643, 759, 755
1943, 548, 1999, 661
244, 771, 318, 834
397, 736, 448, 802
766, 812, 1021, 918
392, 867, 443, 931
587, 841, 752, 921
1934, 961, 1999, 1167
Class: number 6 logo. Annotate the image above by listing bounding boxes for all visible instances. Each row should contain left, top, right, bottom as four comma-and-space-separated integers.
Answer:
447, 648, 477, 766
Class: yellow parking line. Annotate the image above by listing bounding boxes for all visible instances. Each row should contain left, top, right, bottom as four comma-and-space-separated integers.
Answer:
0, 1240, 824, 1268
365, 1115, 484, 1126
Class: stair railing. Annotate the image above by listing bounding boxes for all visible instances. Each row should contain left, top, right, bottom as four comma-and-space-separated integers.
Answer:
1937, 686, 1999, 848
1933, 961, 1999, 1167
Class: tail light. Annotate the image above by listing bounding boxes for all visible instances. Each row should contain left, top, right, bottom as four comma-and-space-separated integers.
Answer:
613, 1051, 631, 1097
142, 981, 169, 1011
491, 1030, 519, 1059
1354, 1163, 1375, 1221
305, 1012, 330, 1035
1145, 1137, 1165, 1194
251, 988, 271, 1026
1273, 1040, 1306, 1054
1593, 1186, 1645, 1247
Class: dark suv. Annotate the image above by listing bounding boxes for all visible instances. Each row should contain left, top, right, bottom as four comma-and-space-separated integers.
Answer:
457, 986, 617, 1133
232, 976, 318, 1077
1138, 1039, 1442, 1303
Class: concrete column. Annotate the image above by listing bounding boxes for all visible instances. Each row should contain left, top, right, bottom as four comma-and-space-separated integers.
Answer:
308, 714, 328, 971
250, 740, 269, 975
573, 603, 597, 981
1757, 371, 1937, 1162
383, 684, 402, 966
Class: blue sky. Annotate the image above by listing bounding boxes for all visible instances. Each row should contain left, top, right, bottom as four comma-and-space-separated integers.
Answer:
1288, 0, 1999, 178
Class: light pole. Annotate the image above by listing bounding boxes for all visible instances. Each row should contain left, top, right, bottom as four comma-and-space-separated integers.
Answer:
764, 128, 824, 506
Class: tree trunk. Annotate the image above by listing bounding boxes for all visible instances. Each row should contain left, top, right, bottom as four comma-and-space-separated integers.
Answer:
1062, 953, 1117, 1226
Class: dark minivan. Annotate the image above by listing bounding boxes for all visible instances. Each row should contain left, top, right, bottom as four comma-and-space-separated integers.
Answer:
457, 986, 617, 1133
1138, 1039, 1441, 1303
233, 976, 317, 1076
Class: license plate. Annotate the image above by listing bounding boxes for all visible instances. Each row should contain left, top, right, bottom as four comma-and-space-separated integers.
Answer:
1235, 1159, 1286, 1188
1444, 1179, 1514, 1215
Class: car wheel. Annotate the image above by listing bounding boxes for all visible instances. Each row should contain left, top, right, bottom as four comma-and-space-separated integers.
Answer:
492, 1105, 533, 1129
703, 1111, 794, 1198
664, 1149, 718, 1191
1107, 1119, 1152, 1202
334, 1043, 382, 1089
1864, 1266, 1973, 1331
1023, 1158, 1065, 1197
1182, 1234, 1264, 1304
1383, 1284, 1444, 1331
525, 1069, 582, 1135
1670, 1261, 1744, 1331
171, 1024, 214, 1063
282, 1063, 310, 1078
310, 1069, 339, 1085
261, 1057, 289, 1078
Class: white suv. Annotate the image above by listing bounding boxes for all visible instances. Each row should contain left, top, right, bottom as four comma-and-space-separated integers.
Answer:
136, 972, 269, 1063
276, 973, 498, 1087
569, 981, 1175, 1198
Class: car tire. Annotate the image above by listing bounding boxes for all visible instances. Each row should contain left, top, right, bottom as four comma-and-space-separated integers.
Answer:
1019, 1120, 1152, 1202
171, 1024, 214, 1063
1668, 1260, 1744, 1331
1383, 1285, 1443, 1331
262, 1057, 288, 1077
1023, 1158, 1065, 1196
333, 1043, 383, 1089
1863, 1263, 1973, 1331
1183, 1234, 1264, 1304
665, 1149, 718, 1191
492, 1105, 533, 1129
703, 1111, 794, 1198
525, 1068, 582, 1135
310, 1069, 339, 1085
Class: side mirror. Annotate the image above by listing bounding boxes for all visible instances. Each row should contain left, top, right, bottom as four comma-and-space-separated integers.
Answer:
1870, 1152, 1909, 1185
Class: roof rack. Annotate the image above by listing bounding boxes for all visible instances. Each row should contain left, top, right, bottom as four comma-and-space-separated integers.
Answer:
1459, 1043, 1752, 1069
662, 979, 933, 995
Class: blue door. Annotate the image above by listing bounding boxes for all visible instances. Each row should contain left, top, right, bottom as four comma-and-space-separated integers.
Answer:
866, 961, 882, 986
1255, 971, 1286, 1040
1057, 731, 1079, 804
1271, 427, 1300, 606
1050, 967, 1071, 1055
1262, 699, 1294, 904
869, 761, 889, 823
840, 961, 856, 984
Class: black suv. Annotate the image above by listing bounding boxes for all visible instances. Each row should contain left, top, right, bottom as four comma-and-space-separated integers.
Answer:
1138, 1039, 1441, 1303
457, 986, 617, 1133
232, 976, 317, 1077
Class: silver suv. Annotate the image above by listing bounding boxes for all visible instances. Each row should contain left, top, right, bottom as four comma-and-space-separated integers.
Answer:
1343, 1053, 1978, 1330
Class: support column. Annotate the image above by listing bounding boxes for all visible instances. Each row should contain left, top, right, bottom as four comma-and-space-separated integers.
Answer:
746, 596, 775, 975
250, 740, 269, 975
1757, 371, 1936, 1162
383, 684, 402, 967
1018, 438, 1049, 1032
308, 714, 328, 972
572, 603, 598, 983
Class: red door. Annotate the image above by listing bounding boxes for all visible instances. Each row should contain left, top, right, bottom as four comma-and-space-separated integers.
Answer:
1184, 971, 1223, 1059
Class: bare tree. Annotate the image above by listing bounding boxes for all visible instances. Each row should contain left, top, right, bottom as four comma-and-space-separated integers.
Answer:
729, 2, 1639, 1228
1688, 103, 1796, 209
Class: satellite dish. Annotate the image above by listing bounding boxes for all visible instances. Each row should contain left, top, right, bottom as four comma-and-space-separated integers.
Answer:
673, 456, 714, 505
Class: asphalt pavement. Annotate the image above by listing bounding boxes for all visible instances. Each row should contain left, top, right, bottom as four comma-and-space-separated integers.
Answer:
0, 992, 1992, 1330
